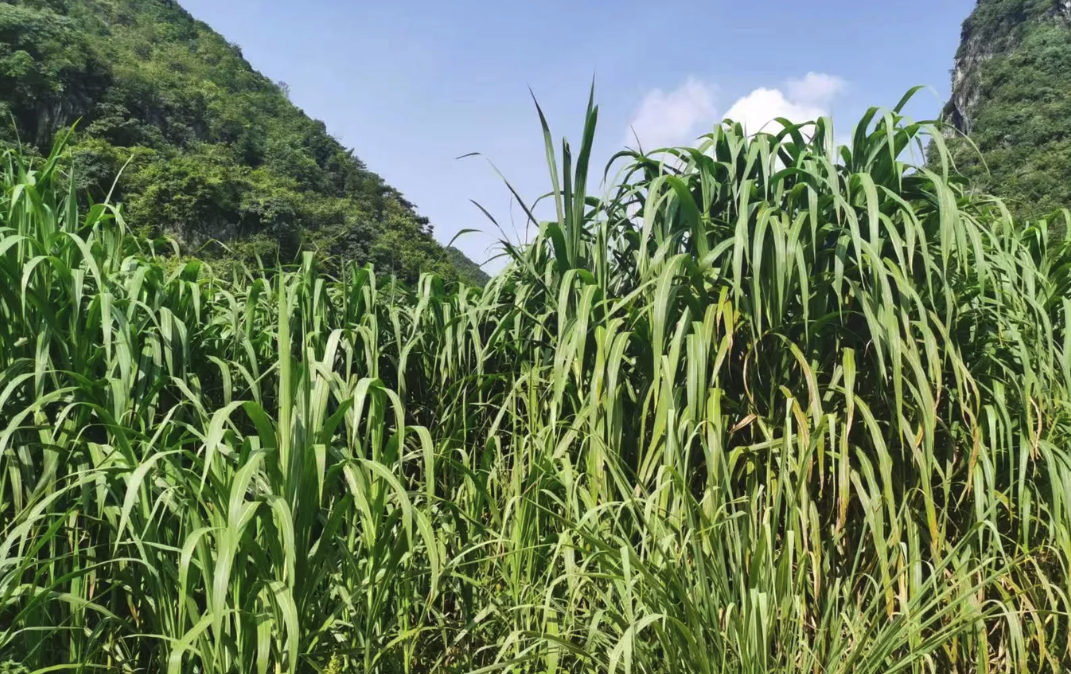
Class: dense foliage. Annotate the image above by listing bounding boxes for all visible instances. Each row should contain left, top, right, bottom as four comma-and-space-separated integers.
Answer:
2, 91, 1070, 673
0, 0, 488, 285
945, 0, 1071, 225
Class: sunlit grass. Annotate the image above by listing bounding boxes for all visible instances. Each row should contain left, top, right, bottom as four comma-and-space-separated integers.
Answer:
1, 92, 1070, 673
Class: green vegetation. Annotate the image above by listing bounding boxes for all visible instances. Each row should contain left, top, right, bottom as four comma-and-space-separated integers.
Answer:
0, 0, 488, 285
3, 89, 1071, 673
944, 0, 1071, 224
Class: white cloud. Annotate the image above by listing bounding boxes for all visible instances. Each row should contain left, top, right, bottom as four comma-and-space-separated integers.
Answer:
625, 77, 717, 150
626, 72, 847, 148
785, 72, 847, 107
724, 72, 846, 134
723, 88, 826, 134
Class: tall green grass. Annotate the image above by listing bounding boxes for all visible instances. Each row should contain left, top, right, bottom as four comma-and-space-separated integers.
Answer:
2, 93, 1070, 673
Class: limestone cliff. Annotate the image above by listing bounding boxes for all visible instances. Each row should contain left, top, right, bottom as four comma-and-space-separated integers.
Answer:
943, 0, 1071, 222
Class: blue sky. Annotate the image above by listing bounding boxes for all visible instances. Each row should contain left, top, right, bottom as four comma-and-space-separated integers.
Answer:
180, 0, 976, 273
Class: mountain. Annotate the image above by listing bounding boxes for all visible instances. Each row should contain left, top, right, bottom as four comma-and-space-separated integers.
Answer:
943, 0, 1071, 224
0, 0, 489, 285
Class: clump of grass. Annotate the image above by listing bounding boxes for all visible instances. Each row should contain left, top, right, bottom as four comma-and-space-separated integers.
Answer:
1, 90, 1070, 673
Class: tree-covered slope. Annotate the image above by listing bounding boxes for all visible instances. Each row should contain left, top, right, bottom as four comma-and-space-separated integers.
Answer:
944, 0, 1071, 223
0, 0, 489, 284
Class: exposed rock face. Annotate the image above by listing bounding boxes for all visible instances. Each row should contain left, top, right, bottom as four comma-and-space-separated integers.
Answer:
944, 0, 1071, 136
941, 0, 1071, 223
944, 28, 993, 135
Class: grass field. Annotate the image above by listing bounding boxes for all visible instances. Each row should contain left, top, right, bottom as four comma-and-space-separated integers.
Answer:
2, 93, 1071, 673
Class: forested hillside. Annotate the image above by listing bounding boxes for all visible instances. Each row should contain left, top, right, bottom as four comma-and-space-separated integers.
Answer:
944, 0, 1071, 223
0, 0, 488, 284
